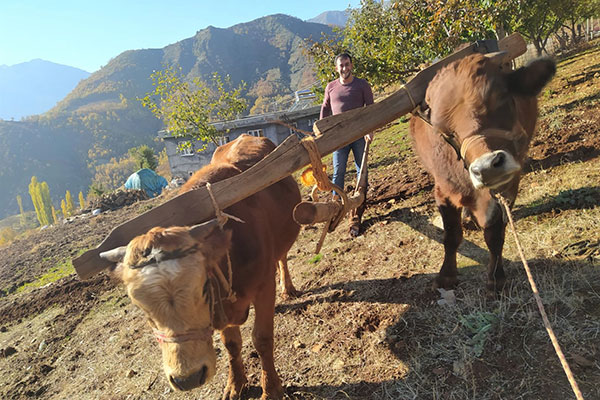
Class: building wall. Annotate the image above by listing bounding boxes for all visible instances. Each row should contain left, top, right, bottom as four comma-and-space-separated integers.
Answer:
161, 109, 320, 180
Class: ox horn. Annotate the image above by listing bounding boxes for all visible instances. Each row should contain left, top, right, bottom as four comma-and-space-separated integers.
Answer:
485, 51, 508, 65
99, 246, 127, 263
189, 218, 222, 242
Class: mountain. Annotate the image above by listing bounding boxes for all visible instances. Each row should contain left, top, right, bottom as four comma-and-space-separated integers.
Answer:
307, 10, 349, 27
0, 59, 90, 120
0, 14, 333, 220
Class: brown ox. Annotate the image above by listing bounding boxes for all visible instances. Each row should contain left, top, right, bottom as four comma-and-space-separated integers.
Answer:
100, 134, 301, 399
410, 54, 555, 291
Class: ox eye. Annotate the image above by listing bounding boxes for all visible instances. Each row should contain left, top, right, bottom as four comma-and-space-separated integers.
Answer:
142, 247, 152, 257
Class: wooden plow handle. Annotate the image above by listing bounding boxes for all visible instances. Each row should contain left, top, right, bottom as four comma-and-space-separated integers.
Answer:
73, 33, 527, 279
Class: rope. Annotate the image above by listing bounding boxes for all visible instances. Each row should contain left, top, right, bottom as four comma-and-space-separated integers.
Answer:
300, 135, 349, 251
204, 182, 239, 303
496, 195, 585, 400
401, 84, 417, 109
300, 136, 333, 192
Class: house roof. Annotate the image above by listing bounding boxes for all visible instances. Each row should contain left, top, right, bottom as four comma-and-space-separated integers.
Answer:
158, 104, 321, 139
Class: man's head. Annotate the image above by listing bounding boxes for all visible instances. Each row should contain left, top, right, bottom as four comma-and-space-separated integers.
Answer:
335, 53, 353, 82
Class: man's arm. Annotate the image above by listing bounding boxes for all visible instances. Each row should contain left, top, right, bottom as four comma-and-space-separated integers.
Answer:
364, 80, 374, 106
320, 84, 332, 119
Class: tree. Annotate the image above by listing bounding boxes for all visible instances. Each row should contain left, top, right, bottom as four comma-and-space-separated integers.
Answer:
65, 190, 75, 217
28, 176, 53, 226
61, 199, 67, 219
139, 67, 247, 152
305, 0, 501, 92
501, 0, 566, 55
156, 148, 171, 181
52, 206, 58, 224
16, 195, 25, 227
128, 145, 158, 170
78, 191, 86, 209
92, 156, 137, 192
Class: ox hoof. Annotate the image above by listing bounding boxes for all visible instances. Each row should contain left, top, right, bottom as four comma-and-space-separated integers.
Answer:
432, 275, 458, 290
222, 381, 248, 400
280, 287, 301, 300
262, 385, 284, 400
486, 278, 507, 293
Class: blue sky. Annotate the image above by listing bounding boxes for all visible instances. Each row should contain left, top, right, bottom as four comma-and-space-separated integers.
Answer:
1, 0, 360, 73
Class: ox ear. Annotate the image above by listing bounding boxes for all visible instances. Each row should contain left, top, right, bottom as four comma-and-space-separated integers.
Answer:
189, 220, 232, 260
99, 246, 127, 263
189, 219, 222, 242
507, 58, 556, 97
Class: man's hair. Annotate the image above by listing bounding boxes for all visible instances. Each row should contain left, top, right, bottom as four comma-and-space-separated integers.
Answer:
334, 53, 352, 65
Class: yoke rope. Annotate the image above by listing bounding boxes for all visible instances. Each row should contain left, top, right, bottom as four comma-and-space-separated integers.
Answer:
496, 195, 584, 400
205, 182, 239, 303
401, 84, 417, 109
300, 136, 349, 253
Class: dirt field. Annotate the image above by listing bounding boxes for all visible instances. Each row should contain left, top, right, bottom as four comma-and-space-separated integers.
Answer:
1, 44, 600, 400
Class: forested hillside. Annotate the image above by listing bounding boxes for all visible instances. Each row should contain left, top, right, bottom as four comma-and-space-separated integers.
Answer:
0, 14, 332, 219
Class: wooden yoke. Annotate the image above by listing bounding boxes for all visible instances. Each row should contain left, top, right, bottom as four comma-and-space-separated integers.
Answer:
73, 34, 527, 280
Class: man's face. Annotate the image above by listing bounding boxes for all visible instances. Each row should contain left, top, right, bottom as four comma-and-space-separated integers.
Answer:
335, 57, 353, 81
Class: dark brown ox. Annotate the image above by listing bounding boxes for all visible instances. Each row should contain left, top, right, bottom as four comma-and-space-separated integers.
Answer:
100, 134, 301, 399
410, 53, 555, 291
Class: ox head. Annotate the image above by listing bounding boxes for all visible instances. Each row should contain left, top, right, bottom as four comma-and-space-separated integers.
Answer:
426, 53, 555, 190
100, 220, 231, 392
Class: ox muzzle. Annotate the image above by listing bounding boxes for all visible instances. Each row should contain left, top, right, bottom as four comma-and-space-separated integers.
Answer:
459, 127, 525, 189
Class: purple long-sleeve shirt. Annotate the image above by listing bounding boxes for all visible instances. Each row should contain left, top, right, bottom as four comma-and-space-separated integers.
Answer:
320, 77, 374, 119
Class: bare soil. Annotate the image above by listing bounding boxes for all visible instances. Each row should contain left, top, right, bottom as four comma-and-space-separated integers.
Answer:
1, 44, 600, 400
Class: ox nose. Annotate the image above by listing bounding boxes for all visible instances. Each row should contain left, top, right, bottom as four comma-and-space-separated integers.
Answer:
169, 365, 208, 391
469, 150, 519, 189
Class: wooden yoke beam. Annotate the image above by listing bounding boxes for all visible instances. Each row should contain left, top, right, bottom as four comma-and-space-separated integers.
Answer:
73, 34, 527, 279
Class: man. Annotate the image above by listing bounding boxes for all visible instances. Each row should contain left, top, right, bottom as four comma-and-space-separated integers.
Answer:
320, 52, 374, 237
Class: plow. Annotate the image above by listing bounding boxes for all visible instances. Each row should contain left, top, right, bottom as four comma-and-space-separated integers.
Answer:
73, 33, 527, 280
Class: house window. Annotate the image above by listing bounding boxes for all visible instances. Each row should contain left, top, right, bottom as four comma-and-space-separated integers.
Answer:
217, 135, 230, 146
178, 141, 194, 156
247, 129, 264, 137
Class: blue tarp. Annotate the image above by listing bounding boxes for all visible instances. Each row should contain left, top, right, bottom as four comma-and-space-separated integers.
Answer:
124, 168, 168, 198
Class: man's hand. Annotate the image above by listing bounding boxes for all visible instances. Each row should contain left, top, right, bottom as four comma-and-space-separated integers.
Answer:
364, 133, 374, 143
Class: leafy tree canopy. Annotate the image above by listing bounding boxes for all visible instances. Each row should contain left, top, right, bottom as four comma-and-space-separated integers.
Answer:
139, 67, 247, 152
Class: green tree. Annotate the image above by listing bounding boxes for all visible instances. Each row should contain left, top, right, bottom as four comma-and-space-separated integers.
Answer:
78, 191, 86, 209
128, 145, 158, 170
92, 156, 137, 191
65, 190, 75, 217
61, 199, 67, 219
305, 0, 501, 92
28, 176, 53, 226
40, 182, 53, 224
16, 195, 25, 227
139, 67, 247, 151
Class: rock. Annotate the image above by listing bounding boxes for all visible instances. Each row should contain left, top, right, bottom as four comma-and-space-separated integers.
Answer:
125, 369, 137, 378
1, 346, 17, 357
293, 340, 305, 349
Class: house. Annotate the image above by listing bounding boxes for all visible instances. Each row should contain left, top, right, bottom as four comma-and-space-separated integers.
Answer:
160, 103, 320, 179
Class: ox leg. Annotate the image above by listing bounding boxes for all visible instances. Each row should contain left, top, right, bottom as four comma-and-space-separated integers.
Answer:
252, 279, 284, 399
434, 201, 463, 289
483, 218, 507, 292
278, 257, 299, 300
220, 326, 248, 400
